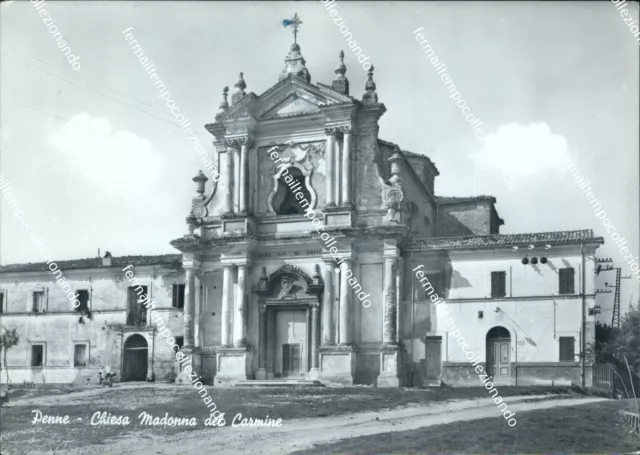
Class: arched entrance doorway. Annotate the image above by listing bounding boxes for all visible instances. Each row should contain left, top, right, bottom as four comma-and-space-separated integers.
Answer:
486, 326, 511, 384
122, 334, 148, 381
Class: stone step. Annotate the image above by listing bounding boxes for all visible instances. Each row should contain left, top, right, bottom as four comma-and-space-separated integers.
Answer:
233, 379, 324, 388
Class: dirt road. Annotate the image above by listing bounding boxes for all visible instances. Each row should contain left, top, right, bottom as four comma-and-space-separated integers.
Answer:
26, 394, 607, 455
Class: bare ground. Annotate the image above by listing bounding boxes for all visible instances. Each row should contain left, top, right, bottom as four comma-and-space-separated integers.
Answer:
22, 394, 607, 455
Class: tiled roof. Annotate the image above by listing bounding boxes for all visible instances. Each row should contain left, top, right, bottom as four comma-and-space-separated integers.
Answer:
0, 254, 182, 274
407, 229, 604, 251
436, 195, 497, 204
378, 140, 440, 175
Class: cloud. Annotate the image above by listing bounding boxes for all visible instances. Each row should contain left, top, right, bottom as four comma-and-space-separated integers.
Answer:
48, 112, 164, 194
472, 122, 570, 178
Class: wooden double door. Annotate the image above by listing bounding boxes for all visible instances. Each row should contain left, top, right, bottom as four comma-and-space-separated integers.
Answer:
282, 343, 302, 378
486, 338, 511, 383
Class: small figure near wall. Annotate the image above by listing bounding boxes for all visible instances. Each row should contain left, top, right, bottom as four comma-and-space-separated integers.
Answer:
98, 371, 115, 387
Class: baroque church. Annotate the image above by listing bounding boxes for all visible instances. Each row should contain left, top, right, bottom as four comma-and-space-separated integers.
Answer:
0, 26, 603, 388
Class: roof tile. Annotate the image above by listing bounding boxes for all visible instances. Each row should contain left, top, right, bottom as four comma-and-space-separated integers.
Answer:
0, 254, 182, 274
408, 229, 604, 251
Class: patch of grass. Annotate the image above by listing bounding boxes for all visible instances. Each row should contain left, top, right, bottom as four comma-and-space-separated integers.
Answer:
0, 385, 600, 454
3, 384, 88, 401
295, 400, 640, 455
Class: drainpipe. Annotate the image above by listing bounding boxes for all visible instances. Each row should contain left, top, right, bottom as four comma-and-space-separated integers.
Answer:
581, 242, 586, 387
410, 251, 416, 386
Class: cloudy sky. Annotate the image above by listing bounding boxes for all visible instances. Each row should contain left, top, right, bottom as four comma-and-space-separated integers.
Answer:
1, 1, 638, 318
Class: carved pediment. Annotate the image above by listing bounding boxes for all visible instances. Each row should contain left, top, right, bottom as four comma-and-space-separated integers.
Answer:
211, 78, 355, 128
255, 264, 323, 297
255, 78, 353, 121
261, 93, 321, 120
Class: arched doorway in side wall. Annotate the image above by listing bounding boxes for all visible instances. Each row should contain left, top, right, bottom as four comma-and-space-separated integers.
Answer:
486, 326, 511, 385
122, 334, 148, 381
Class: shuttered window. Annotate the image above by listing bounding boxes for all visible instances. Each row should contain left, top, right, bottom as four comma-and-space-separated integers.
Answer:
491, 271, 506, 298
559, 337, 575, 361
559, 268, 575, 294
172, 284, 185, 308
74, 344, 87, 367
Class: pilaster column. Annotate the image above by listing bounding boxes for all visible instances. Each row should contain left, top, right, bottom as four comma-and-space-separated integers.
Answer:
325, 128, 336, 207
341, 127, 352, 206
224, 144, 235, 215
194, 276, 202, 348
321, 261, 335, 346
233, 147, 241, 213
339, 259, 352, 345
238, 138, 252, 214
258, 304, 267, 368
383, 256, 398, 344
183, 265, 198, 348
221, 264, 234, 347
310, 303, 319, 370
233, 264, 248, 347
267, 307, 275, 378
395, 256, 403, 344
334, 132, 342, 206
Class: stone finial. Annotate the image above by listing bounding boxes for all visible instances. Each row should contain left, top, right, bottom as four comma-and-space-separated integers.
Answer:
279, 42, 311, 83
335, 50, 346, 78
258, 267, 268, 291
389, 151, 402, 180
313, 264, 322, 285
218, 86, 229, 114
362, 64, 378, 105
331, 50, 349, 95
186, 215, 197, 235
231, 73, 247, 105
192, 170, 208, 197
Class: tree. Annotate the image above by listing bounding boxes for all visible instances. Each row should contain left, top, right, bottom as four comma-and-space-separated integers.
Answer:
596, 303, 640, 408
610, 303, 640, 371
0, 328, 20, 385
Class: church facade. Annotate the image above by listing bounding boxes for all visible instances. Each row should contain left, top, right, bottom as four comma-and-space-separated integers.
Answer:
171, 39, 604, 387
0, 38, 604, 388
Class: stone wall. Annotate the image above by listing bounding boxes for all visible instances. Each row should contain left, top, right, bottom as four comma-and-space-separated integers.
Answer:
438, 201, 494, 236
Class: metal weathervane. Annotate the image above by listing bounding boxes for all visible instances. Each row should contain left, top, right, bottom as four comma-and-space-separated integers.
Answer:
282, 13, 302, 44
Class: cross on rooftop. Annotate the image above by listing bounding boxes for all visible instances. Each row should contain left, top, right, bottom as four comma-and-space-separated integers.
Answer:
290, 13, 302, 44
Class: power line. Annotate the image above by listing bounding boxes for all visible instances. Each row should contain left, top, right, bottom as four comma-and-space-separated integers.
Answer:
5, 45, 172, 116
2, 47, 179, 127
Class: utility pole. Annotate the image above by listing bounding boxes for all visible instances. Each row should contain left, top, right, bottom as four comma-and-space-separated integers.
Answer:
595, 257, 631, 330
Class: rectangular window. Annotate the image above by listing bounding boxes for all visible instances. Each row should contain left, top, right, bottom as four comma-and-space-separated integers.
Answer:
175, 336, 184, 349
559, 268, 575, 294
0, 291, 4, 313
75, 290, 89, 312
126, 286, 148, 326
172, 284, 185, 308
31, 345, 44, 367
32, 291, 45, 312
74, 344, 87, 367
559, 337, 575, 361
491, 271, 506, 298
